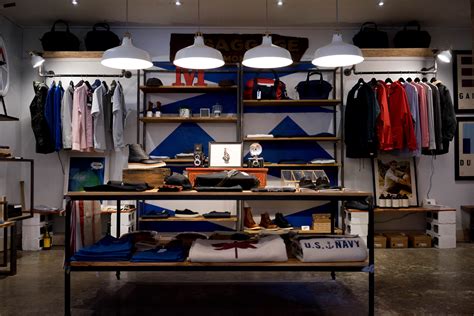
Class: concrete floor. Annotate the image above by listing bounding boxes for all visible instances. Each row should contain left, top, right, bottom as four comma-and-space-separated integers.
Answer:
1, 244, 474, 315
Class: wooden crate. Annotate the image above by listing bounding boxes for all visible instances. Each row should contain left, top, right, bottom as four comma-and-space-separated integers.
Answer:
312, 214, 331, 233
122, 168, 171, 189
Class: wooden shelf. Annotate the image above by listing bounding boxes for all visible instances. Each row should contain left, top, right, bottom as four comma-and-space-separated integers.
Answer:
140, 216, 237, 222
374, 207, 455, 213
141, 116, 237, 123
42, 51, 103, 58
361, 48, 434, 58
70, 258, 368, 268
244, 136, 339, 142
162, 158, 194, 164
264, 163, 340, 168
0, 221, 14, 229
0, 114, 19, 121
140, 85, 237, 93
243, 99, 340, 107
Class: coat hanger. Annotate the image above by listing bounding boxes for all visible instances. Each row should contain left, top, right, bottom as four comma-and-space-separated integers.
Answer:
102, 80, 109, 91
75, 80, 84, 88
398, 77, 405, 83
430, 77, 437, 83
69, 80, 74, 88
421, 77, 428, 83
406, 77, 412, 83
84, 80, 92, 90
357, 78, 365, 85
385, 77, 393, 84
414, 77, 421, 83
370, 77, 378, 85
92, 79, 101, 90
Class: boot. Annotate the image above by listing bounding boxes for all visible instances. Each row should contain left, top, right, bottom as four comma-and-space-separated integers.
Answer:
244, 207, 261, 230
274, 213, 293, 229
128, 144, 162, 164
259, 213, 278, 230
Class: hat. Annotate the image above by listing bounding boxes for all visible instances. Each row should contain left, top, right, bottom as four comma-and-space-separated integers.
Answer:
146, 77, 163, 86
218, 79, 236, 87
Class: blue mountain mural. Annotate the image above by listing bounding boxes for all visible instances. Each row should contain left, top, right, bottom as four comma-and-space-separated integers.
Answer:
284, 202, 338, 228
150, 122, 214, 157
270, 116, 308, 137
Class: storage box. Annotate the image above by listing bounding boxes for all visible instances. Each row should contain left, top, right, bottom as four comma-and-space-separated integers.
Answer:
111, 223, 136, 238
111, 210, 136, 227
426, 230, 456, 249
408, 233, 432, 248
426, 211, 456, 224
345, 209, 368, 224
122, 167, 171, 189
374, 234, 387, 248
345, 223, 368, 236
384, 233, 408, 248
22, 236, 42, 251
426, 222, 456, 236
312, 214, 331, 233
23, 213, 54, 226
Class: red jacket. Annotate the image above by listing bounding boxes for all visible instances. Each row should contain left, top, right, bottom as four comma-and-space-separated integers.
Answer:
382, 81, 417, 151
373, 82, 393, 151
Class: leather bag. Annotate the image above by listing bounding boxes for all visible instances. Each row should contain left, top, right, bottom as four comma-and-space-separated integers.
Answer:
352, 22, 389, 48
243, 71, 289, 100
394, 21, 431, 48
85, 23, 121, 51
41, 20, 80, 51
296, 71, 333, 100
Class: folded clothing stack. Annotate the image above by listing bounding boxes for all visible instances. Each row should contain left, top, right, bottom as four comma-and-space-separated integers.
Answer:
71, 235, 133, 261
131, 242, 185, 262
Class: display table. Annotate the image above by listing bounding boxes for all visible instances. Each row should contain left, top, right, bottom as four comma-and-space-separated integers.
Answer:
63, 189, 374, 316
0, 220, 17, 276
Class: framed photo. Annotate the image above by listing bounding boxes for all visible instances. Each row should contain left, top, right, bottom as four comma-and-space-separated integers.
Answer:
373, 155, 418, 207
64, 155, 108, 192
200, 108, 210, 117
209, 142, 242, 167
453, 50, 474, 113
455, 116, 474, 180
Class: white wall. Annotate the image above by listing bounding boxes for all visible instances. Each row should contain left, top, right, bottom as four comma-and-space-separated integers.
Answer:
17, 25, 474, 237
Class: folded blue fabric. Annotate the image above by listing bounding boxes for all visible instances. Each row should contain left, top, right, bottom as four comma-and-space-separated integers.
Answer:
131, 246, 185, 262
71, 235, 133, 261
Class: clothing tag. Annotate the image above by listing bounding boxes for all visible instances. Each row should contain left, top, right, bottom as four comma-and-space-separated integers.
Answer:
257, 90, 262, 100
157, 249, 167, 253
354, 89, 358, 98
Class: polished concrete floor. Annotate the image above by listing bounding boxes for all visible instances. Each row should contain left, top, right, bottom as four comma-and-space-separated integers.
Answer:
1, 244, 474, 315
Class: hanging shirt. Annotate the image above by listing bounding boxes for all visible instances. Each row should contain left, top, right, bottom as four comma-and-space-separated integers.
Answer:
44, 82, 56, 144
411, 82, 429, 149
372, 81, 393, 151
382, 81, 417, 152
61, 85, 74, 150
427, 82, 443, 152
112, 82, 128, 150
30, 81, 54, 154
91, 83, 110, 151
85, 85, 94, 149
53, 84, 64, 151
403, 82, 421, 156
105, 81, 116, 150
420, 82, 436, 150
435, 82, 457, 155
72, 83, 88, 151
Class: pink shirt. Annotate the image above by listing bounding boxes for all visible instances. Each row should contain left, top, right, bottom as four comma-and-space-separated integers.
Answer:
412, 82, 429, 149
72, 84, 87, 151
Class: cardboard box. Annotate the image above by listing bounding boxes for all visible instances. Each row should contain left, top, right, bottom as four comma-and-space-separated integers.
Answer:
312, 214, 331, 233
122, 167, 171, 189
384, 233, 408, 248
374, 234, 387, 248
408, 233, 432, 248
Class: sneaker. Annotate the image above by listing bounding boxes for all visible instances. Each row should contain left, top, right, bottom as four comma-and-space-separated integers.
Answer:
259, 213, 279, 230
142, 209, 169, 219
175, 209, 200, 218
274, 213, 293, 229
203, 211, 231, 218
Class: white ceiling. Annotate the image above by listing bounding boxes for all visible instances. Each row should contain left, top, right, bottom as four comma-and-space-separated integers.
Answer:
0, 0, 471, 28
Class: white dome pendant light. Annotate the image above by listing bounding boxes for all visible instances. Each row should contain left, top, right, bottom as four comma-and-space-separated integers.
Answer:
101, 0, 152, 70
312, 0, 364, 68
242, 0, 292, 69
173, 0, 224, 70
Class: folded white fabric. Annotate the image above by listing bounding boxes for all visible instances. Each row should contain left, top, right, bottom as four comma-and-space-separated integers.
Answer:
292, 236, 367, 262
189, 235, 288, 262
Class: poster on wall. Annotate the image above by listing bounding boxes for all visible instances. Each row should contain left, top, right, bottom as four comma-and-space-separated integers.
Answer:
65, 156, 107, 192
455, 117, 474, 180
373, 155, 418, 207
453, 50, 474, 113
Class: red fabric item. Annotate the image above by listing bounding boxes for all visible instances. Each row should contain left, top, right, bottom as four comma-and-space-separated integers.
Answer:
373, 82, 393, 151
412, 82, 430, 148
382, 81, 417, 151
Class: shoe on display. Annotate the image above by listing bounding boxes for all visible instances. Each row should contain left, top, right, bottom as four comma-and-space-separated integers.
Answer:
244, 207, 261, 230
128, 144, 165, 165
274, 212, 293, 229
203, 211, 231, 218
142, 209, 169, 219
259, 212, 279, 230
175, 208, 200, 218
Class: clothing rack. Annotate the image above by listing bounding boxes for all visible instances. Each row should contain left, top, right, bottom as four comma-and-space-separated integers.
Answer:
343, 62, 438, 77
38, 69, 133, 78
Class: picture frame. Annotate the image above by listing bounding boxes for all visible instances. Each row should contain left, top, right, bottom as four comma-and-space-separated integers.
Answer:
208, 142, 242, 167
372, 155, 419, 207
454, 116, 474, 180
200, 108, 210, 117
453, 50, 474, 113
64, 155, 108, 193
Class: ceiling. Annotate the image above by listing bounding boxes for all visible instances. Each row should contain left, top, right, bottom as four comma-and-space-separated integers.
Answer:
0, 0, 471, 28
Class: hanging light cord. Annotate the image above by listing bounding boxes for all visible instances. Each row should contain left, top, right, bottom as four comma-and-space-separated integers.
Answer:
125, 0, 130, 37
335, 0, 340, 31
197, 0, 201, 34
265, 0, 269, 34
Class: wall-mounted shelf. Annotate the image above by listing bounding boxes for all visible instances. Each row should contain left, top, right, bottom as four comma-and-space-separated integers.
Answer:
42, 51, 103, 58
139, 216, 237, 222
0, 114, 19, 121
140, 85, 237, 93
264, 163, 340, 168
243, 100, 340, 107
243, 136, 340, 142
162, 158, 194, 164
361, 48, 434, 58
374, 207, 455, 213
141, 116, 238, 123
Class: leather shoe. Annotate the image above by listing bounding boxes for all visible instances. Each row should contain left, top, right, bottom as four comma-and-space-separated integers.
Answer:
259, 213, 278, 230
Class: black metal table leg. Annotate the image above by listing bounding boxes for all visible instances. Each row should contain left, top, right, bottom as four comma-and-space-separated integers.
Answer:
64, 199, 72, 316
116, 199, 121, 281
331, 271, 336, 280
1, 227, 7, 267
9, 223, 17, 275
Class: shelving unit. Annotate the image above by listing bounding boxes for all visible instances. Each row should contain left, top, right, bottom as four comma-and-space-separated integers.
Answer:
139, 85, 237, 93
140, 116, 237, 123
139, 216, 238, 222
242, 99, 340, 107
264, 163, 341, 168
243, 136, 340, 142
0, 114, 19, 121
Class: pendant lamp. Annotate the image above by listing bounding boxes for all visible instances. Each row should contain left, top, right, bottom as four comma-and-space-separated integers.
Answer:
242, 0, 292, 69
312, 0, 364, 68
101, 0, 152, 70
173, 0, 224, 69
